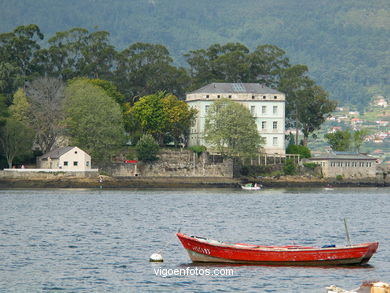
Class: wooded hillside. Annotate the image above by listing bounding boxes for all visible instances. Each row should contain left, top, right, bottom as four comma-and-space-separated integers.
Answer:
1, 0, 389, 108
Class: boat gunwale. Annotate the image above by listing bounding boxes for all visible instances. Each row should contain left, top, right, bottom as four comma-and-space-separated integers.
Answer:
178, 233, 377, 253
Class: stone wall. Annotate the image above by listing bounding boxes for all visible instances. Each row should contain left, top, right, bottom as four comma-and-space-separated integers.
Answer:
105, 149, 234, 178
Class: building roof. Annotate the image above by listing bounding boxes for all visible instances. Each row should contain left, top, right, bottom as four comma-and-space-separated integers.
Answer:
188, 83, 283, 95
39, 146, 76, 159
309, 151, 377, 161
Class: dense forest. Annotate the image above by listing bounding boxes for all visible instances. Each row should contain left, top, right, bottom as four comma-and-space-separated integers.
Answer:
1, 0, 389, 109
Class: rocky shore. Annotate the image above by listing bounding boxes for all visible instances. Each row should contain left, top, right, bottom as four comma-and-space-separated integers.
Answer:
0, 175, 387, 189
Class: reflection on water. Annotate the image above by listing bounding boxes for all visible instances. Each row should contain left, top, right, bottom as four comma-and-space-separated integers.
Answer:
0, 187, 389, 292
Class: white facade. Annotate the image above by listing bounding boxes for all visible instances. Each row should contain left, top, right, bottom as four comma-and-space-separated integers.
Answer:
186, 83, 286, 155
38, 146, 93, 171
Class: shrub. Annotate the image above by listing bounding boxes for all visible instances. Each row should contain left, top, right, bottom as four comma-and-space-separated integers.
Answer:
136, 134, 160, 161
303, 162, 318, 169
336, 175, 343, 181
283, 158, 297, 175
286, 144, 311, 158
189, 145, 207, 156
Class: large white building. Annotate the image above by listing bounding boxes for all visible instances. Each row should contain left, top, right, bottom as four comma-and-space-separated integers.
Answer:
186, 83, 286, 155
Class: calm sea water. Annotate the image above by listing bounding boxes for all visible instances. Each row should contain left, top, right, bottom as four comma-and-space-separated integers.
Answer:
0, 187, 389, 293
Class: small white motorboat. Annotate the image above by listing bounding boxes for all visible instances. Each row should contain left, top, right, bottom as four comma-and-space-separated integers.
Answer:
241, 183, 261, 191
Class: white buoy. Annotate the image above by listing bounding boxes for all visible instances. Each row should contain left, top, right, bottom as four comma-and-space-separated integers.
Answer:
149, 252, 163, 262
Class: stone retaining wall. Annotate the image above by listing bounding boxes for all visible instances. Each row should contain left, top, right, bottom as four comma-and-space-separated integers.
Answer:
105, 149, 234, 178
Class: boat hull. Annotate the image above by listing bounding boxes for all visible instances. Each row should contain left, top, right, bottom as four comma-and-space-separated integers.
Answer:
177, 233, 378, 266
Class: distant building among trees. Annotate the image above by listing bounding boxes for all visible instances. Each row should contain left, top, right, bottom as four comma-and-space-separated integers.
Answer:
186, 83, 286, 155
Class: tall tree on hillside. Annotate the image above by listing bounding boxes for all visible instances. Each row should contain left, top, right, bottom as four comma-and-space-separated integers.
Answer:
24, 77, 65, 153
39, 28, 116, 80
41, 28, 89, 80
0, 25, 44, 97
79, 30, 117, 80
115, 42, 190, 100
248, 44, 290, 88
279, 64, 336, 146
204, 98, 263, 157
185, 43, 251, 89
64, 79, 126, 162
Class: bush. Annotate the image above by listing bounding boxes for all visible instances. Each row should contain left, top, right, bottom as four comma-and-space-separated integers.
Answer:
283, 159, 297, 175
189, 145, 207, 156
336, 175, 343, 181
303, 162, 318, 169
286, 144, 311, 158
136, 134, 160, 161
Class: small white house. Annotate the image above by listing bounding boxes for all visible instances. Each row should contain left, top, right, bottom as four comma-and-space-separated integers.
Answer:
37, 146, 92, 171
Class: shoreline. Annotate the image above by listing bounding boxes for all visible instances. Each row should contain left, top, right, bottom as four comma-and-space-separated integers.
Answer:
0, 176, 388, 189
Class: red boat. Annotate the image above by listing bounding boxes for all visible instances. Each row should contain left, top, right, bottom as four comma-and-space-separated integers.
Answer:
177, 233, 378, 266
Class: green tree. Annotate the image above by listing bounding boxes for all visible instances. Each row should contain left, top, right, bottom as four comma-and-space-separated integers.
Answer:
135, 134, 159, 161
70, 77, 125, 105
115, 42, 190, 99
9, 88, 30, 124
286, 144, 311, 158
204, 98, 263, 156
130, 92, 168, 144
64, 79, 126, 162
0, 24, 44, 97
41, 28, 116, 81
0, 94, 9, 127
161, 94, 197, 146
324, 130, 352, 151
185, 43, 251, 89
283, 158, 297, 175
130, 92, 195, 145
248, 44, 290, 88
279, 65, 336, 146
352, 129, 369, 152
0, 119, 34, 168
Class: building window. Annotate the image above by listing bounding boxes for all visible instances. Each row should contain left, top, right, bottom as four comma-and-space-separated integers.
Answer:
251, 106, 255, 115
74, 151, 78, 154
73, 161, 78, 166
262, 106, 266, 114
252, 95, 255, 99
263, 96, 266, 99
273, 106, 278, 114
86, 161, 90, 167
206, 95, 209, 99
228, 95, 232, 98
261, 121, 266, 129
273, 137, 278, 146
205, 105, 209, 113
64, 161, 68, 166
274, 96, 277, 99
217, 95, 220, 98
273, 121, 278, 129
263, 137, 267, 144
